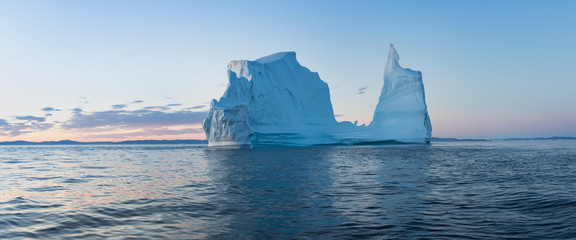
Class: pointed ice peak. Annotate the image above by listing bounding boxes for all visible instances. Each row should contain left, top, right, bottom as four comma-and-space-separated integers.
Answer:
254, 52, 296, 64
387, 44, 400, 67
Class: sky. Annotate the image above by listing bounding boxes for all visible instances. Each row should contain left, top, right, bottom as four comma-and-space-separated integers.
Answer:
0, 0, 575, 141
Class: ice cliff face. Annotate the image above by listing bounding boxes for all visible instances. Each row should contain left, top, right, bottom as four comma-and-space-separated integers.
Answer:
203, 52, 338, 147
203, 45, 431, 147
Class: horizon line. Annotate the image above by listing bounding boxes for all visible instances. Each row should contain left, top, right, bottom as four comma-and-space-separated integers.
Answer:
0, 136, 575, 145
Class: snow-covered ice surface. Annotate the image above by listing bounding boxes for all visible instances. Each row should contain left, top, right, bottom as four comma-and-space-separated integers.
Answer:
203, 45, 431, 147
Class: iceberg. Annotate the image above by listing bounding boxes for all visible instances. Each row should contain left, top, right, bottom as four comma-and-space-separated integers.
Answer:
203, 45, 431, 147
370, 44, 432, 143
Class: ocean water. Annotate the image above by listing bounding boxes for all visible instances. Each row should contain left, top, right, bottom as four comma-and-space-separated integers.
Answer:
1, 140, 575, 239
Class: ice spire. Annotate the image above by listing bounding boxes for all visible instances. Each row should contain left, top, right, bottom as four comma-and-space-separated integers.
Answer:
386, 44, 400, 71
371, 44, 432, 143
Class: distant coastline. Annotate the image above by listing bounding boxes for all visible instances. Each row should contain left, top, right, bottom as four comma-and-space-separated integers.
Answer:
0, 137, 574, 145
432, 136, 576, 142
430, 137, 489, 142
496, 136, 576, 141
0, 139, 208, 145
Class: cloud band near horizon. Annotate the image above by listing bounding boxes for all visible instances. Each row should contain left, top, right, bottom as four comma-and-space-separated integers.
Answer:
0, 101, 208, 140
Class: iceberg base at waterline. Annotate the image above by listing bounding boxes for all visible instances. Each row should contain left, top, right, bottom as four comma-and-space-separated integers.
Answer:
202, 45, 432, 147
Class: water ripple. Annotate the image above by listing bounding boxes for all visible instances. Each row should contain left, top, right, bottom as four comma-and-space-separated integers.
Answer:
0, 142, 574, 239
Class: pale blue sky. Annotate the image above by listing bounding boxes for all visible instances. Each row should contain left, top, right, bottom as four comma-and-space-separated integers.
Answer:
0, 0, 575, 140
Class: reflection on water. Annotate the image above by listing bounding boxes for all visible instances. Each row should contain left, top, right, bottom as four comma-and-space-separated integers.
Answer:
1, 141, 576, 239
205, 147, 343, 239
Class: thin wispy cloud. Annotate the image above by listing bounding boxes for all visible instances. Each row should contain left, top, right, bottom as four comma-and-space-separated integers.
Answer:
1, 116, 45, 136
357, 86, 368, 95
0, 119, 9, 127
112, 104, 127, 109
0, 120, 54, 136
71, 108, 83, 115
16, 116, 46, 122
9, 123, 54, 136
42, 107, 60, 112
0, 101, 209, 139
77, 97, 89, 104
142, 106, 171, 111
112, 100, 150, 110
86, 128, 204, 139
62, 109, 207, 129
189, 105, 206, 109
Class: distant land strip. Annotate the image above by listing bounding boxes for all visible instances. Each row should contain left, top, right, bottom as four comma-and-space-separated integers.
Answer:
0, 139, 208, 145
430, 137, 489, 142
0, 137, 574, 145
432, 136, 576, 142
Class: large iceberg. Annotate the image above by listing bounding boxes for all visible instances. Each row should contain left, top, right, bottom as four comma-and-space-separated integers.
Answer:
203, 45, 431, 147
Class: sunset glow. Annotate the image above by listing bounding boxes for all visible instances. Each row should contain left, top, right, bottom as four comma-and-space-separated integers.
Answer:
1, 1, 575, 141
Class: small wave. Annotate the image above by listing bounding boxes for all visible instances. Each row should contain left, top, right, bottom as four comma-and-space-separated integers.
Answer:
26, 186, 67, 192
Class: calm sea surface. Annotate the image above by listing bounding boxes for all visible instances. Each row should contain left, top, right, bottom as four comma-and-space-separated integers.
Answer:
1, 140, 575, 239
